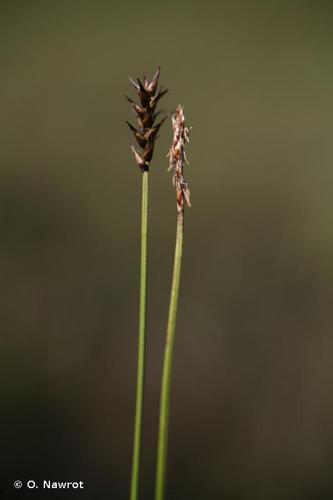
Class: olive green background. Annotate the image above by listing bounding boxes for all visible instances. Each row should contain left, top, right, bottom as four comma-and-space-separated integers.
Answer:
1, 1, 333, 499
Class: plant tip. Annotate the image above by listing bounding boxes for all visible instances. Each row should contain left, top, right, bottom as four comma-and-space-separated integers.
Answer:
125, 67, 168, 173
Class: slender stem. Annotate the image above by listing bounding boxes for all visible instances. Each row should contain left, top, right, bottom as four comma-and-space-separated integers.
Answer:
130, 170, 149, 500
155, 210, 184, 500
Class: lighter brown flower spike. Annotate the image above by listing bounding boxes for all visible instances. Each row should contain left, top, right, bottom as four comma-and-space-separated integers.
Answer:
167, 106, 191, 213
125, 67, 168, 172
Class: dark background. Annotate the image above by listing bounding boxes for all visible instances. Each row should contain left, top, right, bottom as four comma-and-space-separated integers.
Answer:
1, 1, 333, 499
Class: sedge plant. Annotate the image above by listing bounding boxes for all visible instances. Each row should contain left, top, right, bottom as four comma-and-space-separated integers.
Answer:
155, 106, 191, 500
125, 68, 168, 500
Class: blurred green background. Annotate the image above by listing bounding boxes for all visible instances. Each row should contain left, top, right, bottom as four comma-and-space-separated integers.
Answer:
1, 1, 333, 499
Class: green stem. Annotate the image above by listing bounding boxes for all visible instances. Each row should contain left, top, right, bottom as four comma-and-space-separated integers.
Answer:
130, 170, 149, 500
155, 210, 184, 500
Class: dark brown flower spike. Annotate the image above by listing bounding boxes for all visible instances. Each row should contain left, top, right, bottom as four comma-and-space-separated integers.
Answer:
168, 105, 191, 213
125, 67, 168, 172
